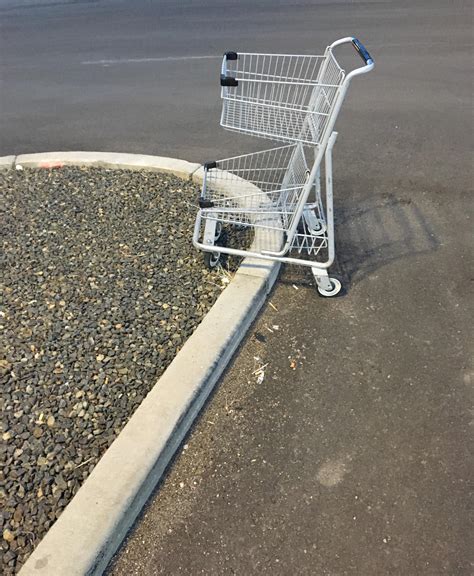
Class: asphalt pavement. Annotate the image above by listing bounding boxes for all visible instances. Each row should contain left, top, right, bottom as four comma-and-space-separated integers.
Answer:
2, 1, 472, 575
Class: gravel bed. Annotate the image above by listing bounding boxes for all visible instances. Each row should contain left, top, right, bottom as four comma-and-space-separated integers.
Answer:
0, 167, 250, 574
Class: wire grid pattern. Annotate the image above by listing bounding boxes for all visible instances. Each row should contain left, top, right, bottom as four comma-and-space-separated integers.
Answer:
203, 144, 306, 224
201, 145, 328, 257
205, 144, 300, 196
291, 232, 328, 257
291, 213, 329, 257
221, 51, 345, 145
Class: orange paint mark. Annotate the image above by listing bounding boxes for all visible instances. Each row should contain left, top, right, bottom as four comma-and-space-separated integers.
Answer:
38, 162, 65, 168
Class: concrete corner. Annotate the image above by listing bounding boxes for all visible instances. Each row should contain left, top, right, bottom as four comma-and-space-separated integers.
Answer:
0, 156, 16, 170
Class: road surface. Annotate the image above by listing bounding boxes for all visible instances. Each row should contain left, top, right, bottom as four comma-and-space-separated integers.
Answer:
1, 1, 472, 575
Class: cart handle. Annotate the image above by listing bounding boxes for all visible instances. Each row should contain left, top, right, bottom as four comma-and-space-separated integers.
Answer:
351, 38, 374, 66
329, 36, 375, 73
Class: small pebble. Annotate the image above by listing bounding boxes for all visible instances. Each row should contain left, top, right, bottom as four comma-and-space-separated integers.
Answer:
3, 529, 15, 543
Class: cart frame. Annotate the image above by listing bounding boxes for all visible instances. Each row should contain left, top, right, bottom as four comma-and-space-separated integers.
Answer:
193, 37, 374, 296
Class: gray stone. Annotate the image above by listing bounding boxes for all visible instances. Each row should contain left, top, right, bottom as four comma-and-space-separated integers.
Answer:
1, 166, 249, 574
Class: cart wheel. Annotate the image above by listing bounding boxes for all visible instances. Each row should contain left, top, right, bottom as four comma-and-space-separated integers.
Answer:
310, 221, 327, 236
203, 251, 222, 269
214, 221, 223, 241
317, 278, 342, 298
203, 230, 228, 270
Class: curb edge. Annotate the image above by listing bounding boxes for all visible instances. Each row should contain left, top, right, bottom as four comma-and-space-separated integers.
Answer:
14, 152, 201, 181
0, 155, 16, 170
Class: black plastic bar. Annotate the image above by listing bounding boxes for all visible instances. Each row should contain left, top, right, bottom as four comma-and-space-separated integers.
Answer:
204, 161, 217, 170
220, 74, 238, 87
224, 51, 238, 61
199, 199, 215, 209
351, 38, 374, 65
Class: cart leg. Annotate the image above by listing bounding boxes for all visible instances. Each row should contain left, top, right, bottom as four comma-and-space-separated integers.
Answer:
202, 217, 224, 269
315, 165, 321, 203
312, 268, 342, 297
303, 206, 326, 236
203, 217, 221, 246
325, 132, 337, 266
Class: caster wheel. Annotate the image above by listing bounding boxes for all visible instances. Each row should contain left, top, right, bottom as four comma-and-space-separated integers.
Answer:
214, 221, 223, 241
317, 278, 342, 297
203, 230, 228, 270
310, 221, 327, 236
203, 251, 222, 269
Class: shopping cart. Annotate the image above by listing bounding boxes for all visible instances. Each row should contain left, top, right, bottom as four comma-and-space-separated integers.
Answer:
193, 37, 374, 296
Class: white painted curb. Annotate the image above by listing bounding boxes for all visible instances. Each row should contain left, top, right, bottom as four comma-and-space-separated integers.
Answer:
15, 151, 201, 180
0, 155, 16, 170
11, 153, 280, 576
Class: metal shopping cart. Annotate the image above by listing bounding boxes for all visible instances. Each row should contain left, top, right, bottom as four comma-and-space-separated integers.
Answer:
193, 37, 374, 296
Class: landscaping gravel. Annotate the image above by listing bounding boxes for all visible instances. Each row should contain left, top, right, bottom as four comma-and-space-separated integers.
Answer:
0, 166, 249, 574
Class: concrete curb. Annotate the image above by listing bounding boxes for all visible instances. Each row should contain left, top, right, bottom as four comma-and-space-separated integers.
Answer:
0, 155, 16, 170
13, 152, 280, 576
15, 151, 200, 180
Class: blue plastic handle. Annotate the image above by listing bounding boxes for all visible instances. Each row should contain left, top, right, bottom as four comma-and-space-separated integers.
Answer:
352, 38, 374, 65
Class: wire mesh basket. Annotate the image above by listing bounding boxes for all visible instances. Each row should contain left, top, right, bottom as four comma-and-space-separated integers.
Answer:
203, 144, 303, 225
220, 50, 345, 145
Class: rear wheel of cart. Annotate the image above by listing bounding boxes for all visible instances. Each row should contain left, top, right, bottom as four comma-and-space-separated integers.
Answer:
317, 277, 342, 297
214, 221, 223, 241
203, 230, 228, 270
309, 220, 327, 236
203, 251, 221, 269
